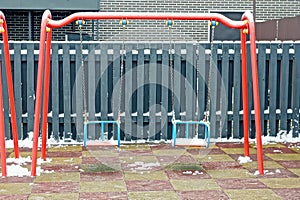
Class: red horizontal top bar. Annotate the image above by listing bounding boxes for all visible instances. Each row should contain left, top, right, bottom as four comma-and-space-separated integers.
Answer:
46, 11, 248, 29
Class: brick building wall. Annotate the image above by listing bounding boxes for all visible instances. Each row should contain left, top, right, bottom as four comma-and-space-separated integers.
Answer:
98, 0, 300, 41
4, 10, 75, 41
2, 0, 300, 41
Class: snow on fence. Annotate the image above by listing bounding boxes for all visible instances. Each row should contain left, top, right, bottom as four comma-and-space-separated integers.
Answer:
0, 41, 299, 141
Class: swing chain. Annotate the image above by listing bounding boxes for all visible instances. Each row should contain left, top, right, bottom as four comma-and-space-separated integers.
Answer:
117, 20, 128, 124
78, 21, 88, 123
167, 20, 175, 124
204, 21, 217, 122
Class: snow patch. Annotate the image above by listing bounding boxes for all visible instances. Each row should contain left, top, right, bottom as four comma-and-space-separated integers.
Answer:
0, 157, 52, 177
127, 161, 160, 171
238, 156, 252, 164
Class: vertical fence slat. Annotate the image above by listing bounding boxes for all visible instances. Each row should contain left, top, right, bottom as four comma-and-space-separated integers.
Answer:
26, 43, 34, 134
75, 44, 83, 141
174, 43, 182, 135
51, 44, 59, 140
0, 44, 10, 138
233, 42, 241, 138
125, 44, 133, 141
100, 44, 108, 139
13, 43, 22, 139
280, 43, 289, 131
221, 43, 229, 138
137, 44, 145, 139
186, 44, 194, 137
210, 43, 218, 138
88, 44, 96, 139
161, 43, 169, 140
62, 44, 71, 138
258, 43, 267, 135
149, 44, 157, 140
269, 42, 278, 136
112, 44, 121, 140
246, 43, 254, 138
293, 42, 300, 137
197, 43, 206, 138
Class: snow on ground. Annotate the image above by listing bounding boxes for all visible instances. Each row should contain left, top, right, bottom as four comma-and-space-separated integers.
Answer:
0, 156, 53, 177
238, 156, 252, 164
1, 128, 299, 176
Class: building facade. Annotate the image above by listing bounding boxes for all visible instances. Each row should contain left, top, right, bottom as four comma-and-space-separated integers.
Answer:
1, 0, 300, 41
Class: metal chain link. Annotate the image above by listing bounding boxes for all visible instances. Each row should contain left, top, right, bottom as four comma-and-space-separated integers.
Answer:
168, 26, 175, 123
79, 25, 88, 123
204, 25, 215, 122
118, 27, 125, 123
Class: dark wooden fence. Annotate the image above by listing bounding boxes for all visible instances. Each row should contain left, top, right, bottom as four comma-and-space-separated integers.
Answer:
0, 41, 299, 141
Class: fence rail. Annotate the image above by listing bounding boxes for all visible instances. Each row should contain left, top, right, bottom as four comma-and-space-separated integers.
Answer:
0, 41, 299, 141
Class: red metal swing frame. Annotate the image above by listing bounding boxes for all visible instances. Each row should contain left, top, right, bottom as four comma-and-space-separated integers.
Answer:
31, 10, 264, 176
0, 11, 20, 177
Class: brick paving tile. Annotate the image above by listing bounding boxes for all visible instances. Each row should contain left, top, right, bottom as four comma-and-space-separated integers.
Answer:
82, 156, 120, 165
216, 178, 267, 189
207, 169, 253, 179
28, 193, 79, 199
221, 147, 257, 154
157, 155, 196, 164
177, 190, 229, 200
0, 183, 32, 195
277, 160, 300, 168
0, 176, 34, 183
166, 170, 211, 179
128, 191, 179, 200
79, 192, 127, 200
229, 154, 273, 161
266, 153, 300, 161
41, 164, 81, 172
201, 161, 243, 170
216, 143, 245, 148
80, 172, 123, 181
31, 182, 79, 193
186, 148, 225, 155
248, 168, 299, 178
225, 189, 281, 200
34, 172, 80, 182
0, 195, 29, 200
46, 151, 82, 157
126, 180, 173, 191
119, 149, 153, 156
261, 147, 297, 154
197, 154, 235, 162
124, 170, 168, 181
241, 160, 284, 169
80, 180, 127, 193
272, 188, 300, 200
288, 168, 300, 177
170, 179, 220, 191
259, 178, 300, 188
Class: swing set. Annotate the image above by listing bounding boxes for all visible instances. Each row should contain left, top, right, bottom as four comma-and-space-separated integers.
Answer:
31, 10, 264, 176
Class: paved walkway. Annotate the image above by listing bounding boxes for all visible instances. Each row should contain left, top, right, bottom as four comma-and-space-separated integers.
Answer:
0, 142, 300, 199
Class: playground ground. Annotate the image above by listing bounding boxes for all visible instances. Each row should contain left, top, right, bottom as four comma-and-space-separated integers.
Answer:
0, 142, 299, 200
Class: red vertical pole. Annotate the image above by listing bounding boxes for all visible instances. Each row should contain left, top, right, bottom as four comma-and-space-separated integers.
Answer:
242, 12, 264, 175
41, 29, 52, 160
241, 30, 250, 157
0, 62, 7, 176
0, 14, 19, 158
31, 10, 51, 176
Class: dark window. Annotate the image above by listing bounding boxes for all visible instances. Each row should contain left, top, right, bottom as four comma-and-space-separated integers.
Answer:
210, 11, 244, 41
